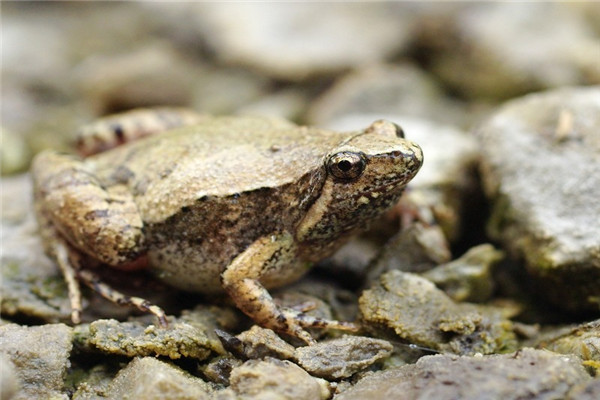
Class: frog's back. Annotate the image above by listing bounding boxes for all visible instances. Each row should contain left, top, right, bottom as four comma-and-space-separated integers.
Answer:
90, 116, 351, 223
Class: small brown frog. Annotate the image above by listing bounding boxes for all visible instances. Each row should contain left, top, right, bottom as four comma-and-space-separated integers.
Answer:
32, 110, 423, 344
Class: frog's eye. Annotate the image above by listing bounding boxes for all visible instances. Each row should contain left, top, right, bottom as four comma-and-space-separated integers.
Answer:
327, 151, 366, 181
392, 123, 405, 139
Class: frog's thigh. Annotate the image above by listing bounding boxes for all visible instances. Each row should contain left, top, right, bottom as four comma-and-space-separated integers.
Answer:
33, 150, 145, 265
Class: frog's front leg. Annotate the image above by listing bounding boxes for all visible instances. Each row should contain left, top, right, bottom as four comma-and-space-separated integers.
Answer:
32, 150, 167, 324
221, 232, 358, 345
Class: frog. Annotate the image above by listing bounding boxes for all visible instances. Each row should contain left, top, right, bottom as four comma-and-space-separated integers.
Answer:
32, 111, 423, 344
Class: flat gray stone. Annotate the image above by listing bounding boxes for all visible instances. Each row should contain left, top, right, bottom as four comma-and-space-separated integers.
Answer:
478, 86, 600, 311
224, 358, 330, 400
359, 271, 516, 355
295, 335, 392, 379
105, 357, 213, 400
422, 244, 502, 303
308, 64, 467, 128
413, 3, 600, 100
189, 3, 415, 80
85, 318, 223, 360
1, 175, 72, 323
0, 323, 73, 400
337, 348, 591, 400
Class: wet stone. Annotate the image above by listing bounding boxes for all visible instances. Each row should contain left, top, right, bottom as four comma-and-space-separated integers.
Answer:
85, 318, 222, 360
0, 323, 73, 400
422, 244, 502, 303
478, 86, 600, 312
359, 271, 516, 355
105, 357, 214, 400
294, 335, 392, 380
222, 357, 330, 400
336, 348, 592, 400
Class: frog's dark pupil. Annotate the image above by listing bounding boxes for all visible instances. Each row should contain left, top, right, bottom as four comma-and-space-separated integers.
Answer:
338, 160, 353, 172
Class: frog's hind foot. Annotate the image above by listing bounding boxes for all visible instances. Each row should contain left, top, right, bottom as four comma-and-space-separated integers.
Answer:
77, 269, 169, 327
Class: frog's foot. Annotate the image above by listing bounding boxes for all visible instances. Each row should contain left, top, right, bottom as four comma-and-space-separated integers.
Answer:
77, 269, 169, 327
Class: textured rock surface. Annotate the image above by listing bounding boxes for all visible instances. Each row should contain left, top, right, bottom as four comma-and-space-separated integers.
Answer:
422, 244, 502, 302
295, 335, 392, 379
0, 324, 73, 400
478, 86, 600, 311
413, 3, 600, 100
337, 348, 591, 400
223, 358, 330, 400
189, 3, 414, 80
360, 271, 516, 354
105, 357, 213, 400
84, 318, 222, 360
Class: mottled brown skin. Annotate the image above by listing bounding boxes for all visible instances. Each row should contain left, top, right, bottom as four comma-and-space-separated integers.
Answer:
32, 115, 423, 344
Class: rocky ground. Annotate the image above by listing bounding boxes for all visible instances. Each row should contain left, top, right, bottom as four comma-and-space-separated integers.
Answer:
1, 2, 599, 399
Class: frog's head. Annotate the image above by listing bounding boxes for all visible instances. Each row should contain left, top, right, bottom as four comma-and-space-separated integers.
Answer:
297, 120, 423, 243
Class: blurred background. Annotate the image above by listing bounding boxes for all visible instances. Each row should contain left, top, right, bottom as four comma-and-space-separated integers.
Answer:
2, 1, 599, 174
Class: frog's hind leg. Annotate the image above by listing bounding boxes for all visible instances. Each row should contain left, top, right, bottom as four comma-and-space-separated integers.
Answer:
47, 236, 168, 327
221, 232, 359, 345
77, 269, 168, 327
76, 107, 207, 156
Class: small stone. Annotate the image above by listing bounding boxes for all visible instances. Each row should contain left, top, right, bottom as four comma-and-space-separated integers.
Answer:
70, 363, 116, 400
478, 86, 600, 312
337, 348, 591, 400
359, 271, 516, 355
422, 244, 502, 302
200, 356, 242, 386
226, 358, 330, 400
86, 318, 222, 360
105, 357, 213, 400
366, 223, 451, 287
236, 325, 296, 360
0, 323, 73, 400
294, 335, 392, 379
